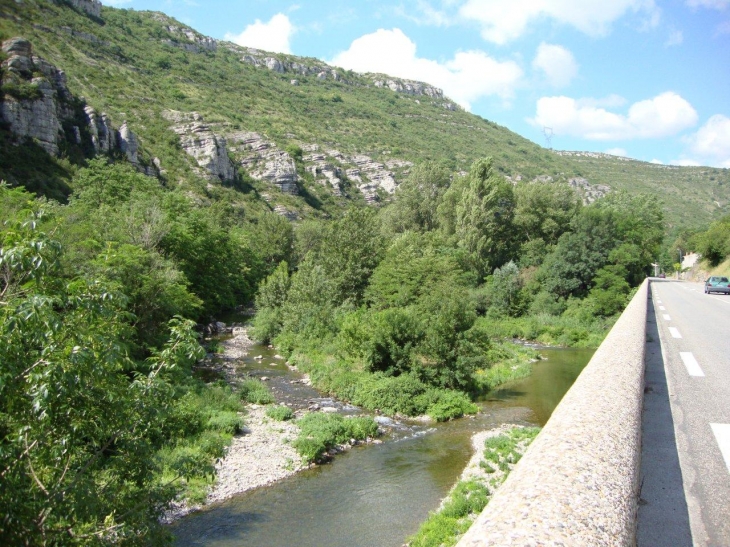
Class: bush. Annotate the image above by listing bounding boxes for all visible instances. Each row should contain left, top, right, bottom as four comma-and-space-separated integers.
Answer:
239, 378, 275, 404
422, 390, 478, 422
266, 405, 295, 421
293, 413, 378, 463
206, 411, 244, 435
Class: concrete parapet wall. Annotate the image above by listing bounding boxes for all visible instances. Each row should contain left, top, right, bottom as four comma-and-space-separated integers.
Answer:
458, 279, 649, 547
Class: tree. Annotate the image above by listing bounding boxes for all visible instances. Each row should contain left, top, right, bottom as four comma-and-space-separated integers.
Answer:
310, 207, 385, 306
514, 180, 580, 245
0, 211, 205, 545
380, 162, 450, 235
450, 158, 516, 279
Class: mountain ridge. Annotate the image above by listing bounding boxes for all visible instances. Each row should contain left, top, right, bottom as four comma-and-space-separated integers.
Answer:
0, 0, 728, 229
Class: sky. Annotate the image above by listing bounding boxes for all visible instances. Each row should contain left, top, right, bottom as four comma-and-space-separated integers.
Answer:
99, 0, 730, 168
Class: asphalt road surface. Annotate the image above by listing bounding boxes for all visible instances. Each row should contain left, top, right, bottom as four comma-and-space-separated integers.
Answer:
640, 280, 730, 546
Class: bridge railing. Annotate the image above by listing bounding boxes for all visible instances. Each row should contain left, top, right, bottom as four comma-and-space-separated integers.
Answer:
457, 279, 649, 546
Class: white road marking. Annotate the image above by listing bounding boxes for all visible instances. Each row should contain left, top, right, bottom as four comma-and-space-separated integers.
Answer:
669, 327, 682, 338
710, 424, 730, 474
659, 306, 666, 311
663, 314, 671, 321
679, 352, 704, 377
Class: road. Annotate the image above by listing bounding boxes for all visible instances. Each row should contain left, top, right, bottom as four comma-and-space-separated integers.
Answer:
640, 280, 730, 546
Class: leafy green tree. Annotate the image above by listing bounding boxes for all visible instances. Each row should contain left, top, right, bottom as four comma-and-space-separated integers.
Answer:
251, 260, 290, 343
538, 206, 619, 298
444, 158, 516, 279
380, 162, 450, 235
366, 232, 471, 310
587, 264, 631, 317
309, 207, 385, 306
90, 243, 201, 353
514, 180, 580, 245
694, 215, 730, 266
485, 261, 524, 317
0, 212, 205, 546
243, 212, 294, 276
161, 209, 256, 317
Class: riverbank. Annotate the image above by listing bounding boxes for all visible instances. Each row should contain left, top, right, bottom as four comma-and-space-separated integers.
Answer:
406, 425, 540, 547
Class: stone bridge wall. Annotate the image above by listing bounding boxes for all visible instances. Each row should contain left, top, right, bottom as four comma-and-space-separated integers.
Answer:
458, 279, 649, 546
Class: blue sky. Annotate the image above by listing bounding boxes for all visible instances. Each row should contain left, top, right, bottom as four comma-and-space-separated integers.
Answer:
101, 0, 730, 168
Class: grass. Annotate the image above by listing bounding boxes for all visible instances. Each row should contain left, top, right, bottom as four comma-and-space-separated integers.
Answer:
288, 350, 479, 421
266, 405, 295, 421
474, 314, 612, 348
238, 377, 275, 404
292, 412, 378, 463
156, 382, 245, 504
407, 426, 541, 547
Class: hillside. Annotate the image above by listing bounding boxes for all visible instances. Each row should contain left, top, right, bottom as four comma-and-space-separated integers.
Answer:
1, 0, 729, 227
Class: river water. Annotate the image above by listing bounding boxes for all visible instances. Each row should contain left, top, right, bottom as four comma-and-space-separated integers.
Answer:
172, 345, 594, 547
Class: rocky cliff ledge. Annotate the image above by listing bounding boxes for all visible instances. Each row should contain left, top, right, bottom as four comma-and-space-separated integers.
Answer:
1, 37, 151, 172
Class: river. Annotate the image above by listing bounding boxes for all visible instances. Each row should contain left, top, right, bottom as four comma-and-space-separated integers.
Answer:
171, 345, 594, 547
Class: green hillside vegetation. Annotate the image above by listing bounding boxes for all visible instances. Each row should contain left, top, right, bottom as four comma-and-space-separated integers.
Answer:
0, 0, 728, 227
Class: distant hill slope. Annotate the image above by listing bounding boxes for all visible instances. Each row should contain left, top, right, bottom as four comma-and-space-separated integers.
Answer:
1, 0, 728, 228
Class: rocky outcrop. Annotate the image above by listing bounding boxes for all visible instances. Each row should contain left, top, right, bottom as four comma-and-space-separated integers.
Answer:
0, 37, 74, 155
231, 132, 299, 195
163, 111, 235, 182
1, 37, 148, 172
53, 0, 102, 18
372, 77, 442, 99
84, 105, 116, 154
568, 177, 610, 204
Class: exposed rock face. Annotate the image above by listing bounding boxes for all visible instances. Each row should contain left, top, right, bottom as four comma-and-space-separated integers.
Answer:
568, 177, 610, 204
373, 77, 443, 99
118, 123, 140, 166
160, 22, 218, 53
0, 37, 74, 155
232, 132, 299, 195
84, 105, 116, 153
273, 205, 299, 221
60, 0, 102, 18
163, 111, 235, 182
300, 148, 406, 204
1, 37, 147, 172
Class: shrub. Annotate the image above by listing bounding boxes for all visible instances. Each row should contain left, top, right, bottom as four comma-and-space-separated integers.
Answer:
206, 411, 244, 435
423, 390, 478, 422
239, 378, 275, 404
293, 413, 377, 463
266, 405, 295, 421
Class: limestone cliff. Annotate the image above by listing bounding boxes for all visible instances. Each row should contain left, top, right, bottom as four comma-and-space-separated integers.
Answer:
163, 111, 236, 183
1, 37, 151, 173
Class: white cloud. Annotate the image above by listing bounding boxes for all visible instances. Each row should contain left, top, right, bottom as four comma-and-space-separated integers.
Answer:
100, 0, 132, 5
530, 92, 698, 140
605, 147, 628, 156
650, 159, 664, 164
330, 28, 523, 110
532, 43, 578, 87
665, 29, 684, 46
224, 13, 295, 54
395, 1, 453, 26
686, 0, 729, 9
684, 114, 730, 167
458, 0, 660, 44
